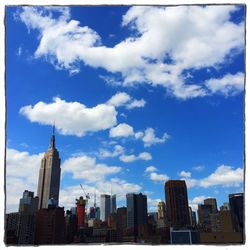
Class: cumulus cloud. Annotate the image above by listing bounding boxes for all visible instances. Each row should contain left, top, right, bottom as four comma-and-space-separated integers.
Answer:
17, 6, 244, 99
199, 165, 243, 188
6, 148, 44, 212
98, 144, 124, 158
20, 97, 117, 137
181, 164, 244, 188
62, 154, 121, 182
109, 123, 134, 138
107, 92, 146, 109
178, 170, 192, 178
141, 128, 169, 147
149, 172, 170, 183
110, 125, 169, 147
145, 166, 157, 172
119, 152, 152, 163
20, 92, 146, 137
205, 72, 244, 96
144, 165, 169, 183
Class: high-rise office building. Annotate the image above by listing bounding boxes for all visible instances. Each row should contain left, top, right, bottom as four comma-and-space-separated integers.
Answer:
100, 194, 111, 222
126, 193, 148, 230
19, 190, 38, 214
165, 180, 190, 227
111, 194, 117, 213
229, 193, 244, 232
204, 198, 218, 213
37, 126, 61, 209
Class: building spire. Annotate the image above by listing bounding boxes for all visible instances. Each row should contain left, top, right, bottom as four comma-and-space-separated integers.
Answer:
50, 122, 55, 149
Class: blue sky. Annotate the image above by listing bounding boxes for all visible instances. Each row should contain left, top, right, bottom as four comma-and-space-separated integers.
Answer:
6, 5, 245, 213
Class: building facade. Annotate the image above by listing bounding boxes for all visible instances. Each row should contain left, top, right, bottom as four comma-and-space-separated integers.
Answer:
37, 126, 61, 209
100, 194, 111, 222
126, 193, 148, 231
111, 194, 117, 213
35, 206, 65, 244
204, 198, 218, 214
229, 193, 244, 232
19, 190, 38, 214
165, 180, 190, 228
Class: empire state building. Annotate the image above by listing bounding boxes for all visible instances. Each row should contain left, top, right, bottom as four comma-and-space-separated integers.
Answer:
37, 126, 61, 209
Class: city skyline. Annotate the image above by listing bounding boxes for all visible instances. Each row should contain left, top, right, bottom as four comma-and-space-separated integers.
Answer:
6, 5, 244, 214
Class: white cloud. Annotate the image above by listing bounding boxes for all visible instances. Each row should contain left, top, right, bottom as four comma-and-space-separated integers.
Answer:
138, 152, 152, 161
178, 170, 192, 178
181, 164, 243, 188
98, 144, 124, 158
62, 154, 121, 183
199, 164, 243, 188
17, 6, 244, 99
109, 123, 134, 138
119, 151, 152, 163
107, 92, 146, 109
6, 148, 44, 213
142, 128, 169, 147
149, 172, 169, 183
205, 72, 244, 96
126, 99, 146, 109
107, 92, 131, 107
145, 166, 157, 172
110, 125, 169, 147
20, 97, 117, 137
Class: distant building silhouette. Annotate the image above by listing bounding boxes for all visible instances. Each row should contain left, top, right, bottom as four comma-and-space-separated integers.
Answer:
165, 180, 190, 227
37, 126, 61, 209
100, 194, 111, 222
229, 193, 244, 232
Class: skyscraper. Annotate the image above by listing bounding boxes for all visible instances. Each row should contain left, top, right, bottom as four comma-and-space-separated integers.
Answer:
111, 194, 117, 213
229, 193, 244, 232
19, 190, 38, 214
126, 193, 148, 230
37, 126, 61, 209
165, 180, 190, 227
100, 194, 111, 222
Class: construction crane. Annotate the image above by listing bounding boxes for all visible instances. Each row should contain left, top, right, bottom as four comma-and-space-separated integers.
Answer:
80, 184, 90, 200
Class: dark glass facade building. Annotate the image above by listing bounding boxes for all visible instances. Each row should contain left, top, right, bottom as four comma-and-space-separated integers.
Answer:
126, 193, 148, 231
229, 193, 244, 232
165, 180, 190, 228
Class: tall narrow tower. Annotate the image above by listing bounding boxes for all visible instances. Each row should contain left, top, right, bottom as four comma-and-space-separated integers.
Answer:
37, 125, 61, 209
